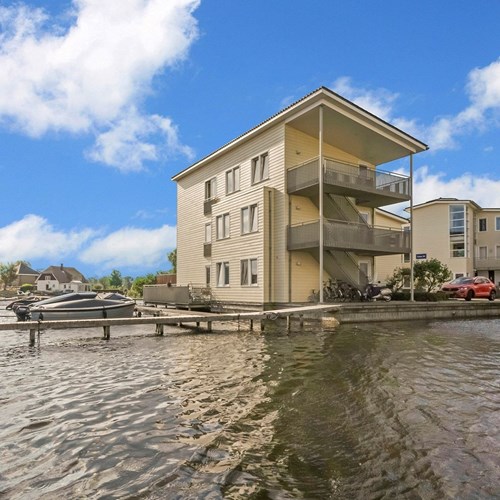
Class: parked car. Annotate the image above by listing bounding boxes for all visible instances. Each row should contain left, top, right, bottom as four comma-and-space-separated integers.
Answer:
441, 277, 497, 301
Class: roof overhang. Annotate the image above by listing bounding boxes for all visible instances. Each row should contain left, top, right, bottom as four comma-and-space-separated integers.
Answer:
172, 87, 428, 181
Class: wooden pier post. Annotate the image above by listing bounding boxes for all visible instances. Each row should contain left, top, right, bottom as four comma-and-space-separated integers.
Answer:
29, 329, 36, 346
250, 319, 254, 331
299, 314, 304, 329
286, 316, 291, 332
156, 324, 164, 335
103, 325, 111, 340
207, 321, 212, 332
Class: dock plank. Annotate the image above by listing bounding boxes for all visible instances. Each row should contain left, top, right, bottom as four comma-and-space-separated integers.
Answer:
0, 304, 340, 332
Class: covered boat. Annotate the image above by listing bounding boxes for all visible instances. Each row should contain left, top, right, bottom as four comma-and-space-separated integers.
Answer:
15, 292, 136, 321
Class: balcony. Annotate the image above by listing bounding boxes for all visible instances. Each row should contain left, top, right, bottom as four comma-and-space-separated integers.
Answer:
287, 157, 410, 208
475, 257, 500, 270
288, 218, 410, 256
204, 197, 218, 215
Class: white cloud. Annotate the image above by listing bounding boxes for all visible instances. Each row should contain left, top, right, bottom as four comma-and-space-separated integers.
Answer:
413, 166, 500, 208
80, 224, 176, 268
332, 77, 397, 122
333, 59, 500, 152
0, 0, 200, 169
0, 214, 95, 262
0, 214, 176, 272
87, 109, 195, 172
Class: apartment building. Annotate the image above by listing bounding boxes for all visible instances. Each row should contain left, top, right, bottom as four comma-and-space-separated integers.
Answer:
411, 198, 500, 285
173, 87, 428, 307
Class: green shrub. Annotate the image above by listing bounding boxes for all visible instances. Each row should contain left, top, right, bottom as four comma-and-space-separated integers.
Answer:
392, 291, 449, 302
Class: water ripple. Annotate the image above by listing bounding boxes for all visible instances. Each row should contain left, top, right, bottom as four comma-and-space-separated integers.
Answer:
0, 304, 499, 499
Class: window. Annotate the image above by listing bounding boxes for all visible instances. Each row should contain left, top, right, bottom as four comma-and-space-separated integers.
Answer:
241, 258, 258, 285
205, 266, 211, 285
497, 245, 500, 258
251, 153, 269, 184
205, 223, 211, 243
478, 246, 487, 259
451, 242, 465, 258
403, 253, 410, 263
479, 218, 487, 232
450, 205, 466, 258
216, 262, 230, 286
216, 213, 230, 239
226, 167, 240, 195
496, 217, 500, 231
205, 177, 217, 200
241, 204, 258, 234
449, 205, 465, 235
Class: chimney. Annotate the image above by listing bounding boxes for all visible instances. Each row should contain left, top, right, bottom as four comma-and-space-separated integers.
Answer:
60, 263, 64, 270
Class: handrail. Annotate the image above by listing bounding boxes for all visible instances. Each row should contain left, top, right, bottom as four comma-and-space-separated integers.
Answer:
287, 155, 409, 180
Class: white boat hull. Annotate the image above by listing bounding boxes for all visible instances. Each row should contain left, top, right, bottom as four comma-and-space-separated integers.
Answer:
28, 296, 136, 321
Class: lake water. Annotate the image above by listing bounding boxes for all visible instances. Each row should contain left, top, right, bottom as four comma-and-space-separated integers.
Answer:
0, 302, 499, 499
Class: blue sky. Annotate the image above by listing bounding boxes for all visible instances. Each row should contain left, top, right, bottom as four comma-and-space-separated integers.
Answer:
1, 0, 500, 278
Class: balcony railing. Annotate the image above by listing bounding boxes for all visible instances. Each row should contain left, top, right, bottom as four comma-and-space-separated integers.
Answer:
288, 218, 410, 255
475, 257, 500, 270
287, 156, 410, 207
204, 197, 218, 215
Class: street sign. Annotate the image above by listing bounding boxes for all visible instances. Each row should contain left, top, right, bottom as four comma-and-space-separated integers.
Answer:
416, 253, 427, 259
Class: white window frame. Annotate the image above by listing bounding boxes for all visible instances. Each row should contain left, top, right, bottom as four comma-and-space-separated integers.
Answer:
226, 166, 240, 195
216, 213, 230, 240
251, 152, 269, 185
478, 218, 487, 232
205, 265, 211, 285
478, 246, 487, 259
205, 223, 211, 243
241, 204, 259, 234
216, 262, 230, 287
205, 177, 217, 200
241, 258, 258, 286
451, 241, 465, 258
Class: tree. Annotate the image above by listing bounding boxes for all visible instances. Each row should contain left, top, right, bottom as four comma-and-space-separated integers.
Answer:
130, 274, 157, 297
109, 269, 123, 288
122, 276, 133, 291
386, 266, 411, 292
386, 258, 453, 294
414, 258, 453, 292
0, 262, 17, 290
167, 248, 177, 274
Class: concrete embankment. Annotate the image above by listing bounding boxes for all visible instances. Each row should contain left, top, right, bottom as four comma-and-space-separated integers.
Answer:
331, 300, 500, 324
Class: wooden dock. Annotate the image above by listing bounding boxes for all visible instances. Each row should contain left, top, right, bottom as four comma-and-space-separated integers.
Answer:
0, 304, 340, 345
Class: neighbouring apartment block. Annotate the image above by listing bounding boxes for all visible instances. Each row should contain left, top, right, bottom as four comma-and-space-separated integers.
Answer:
173, 87, 427, 307
411, 198, 500, 286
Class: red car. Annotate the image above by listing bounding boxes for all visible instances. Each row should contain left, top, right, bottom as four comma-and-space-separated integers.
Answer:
441, 276, 497, 301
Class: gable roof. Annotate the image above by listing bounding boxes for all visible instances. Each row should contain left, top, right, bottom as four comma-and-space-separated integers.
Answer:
410, 197, 483, 211
15, 262, 40, 276
172, 86, 428, 181
37, 265, 88, 284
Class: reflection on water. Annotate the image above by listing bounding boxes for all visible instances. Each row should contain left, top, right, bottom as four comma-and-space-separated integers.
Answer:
0, 303, 499, 499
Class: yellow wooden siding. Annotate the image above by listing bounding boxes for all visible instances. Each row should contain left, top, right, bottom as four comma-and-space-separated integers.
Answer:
285, 126, 372, 169
177, 125, 285, 303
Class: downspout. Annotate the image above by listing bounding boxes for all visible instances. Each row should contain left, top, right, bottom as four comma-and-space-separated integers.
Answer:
319, 105, 324, 303
410, 153, 414, 302
269, 189, 273, 304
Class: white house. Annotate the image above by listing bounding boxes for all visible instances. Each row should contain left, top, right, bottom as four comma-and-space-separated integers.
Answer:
36, 264, 91, 293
